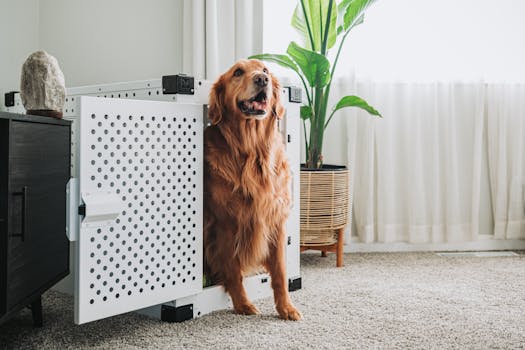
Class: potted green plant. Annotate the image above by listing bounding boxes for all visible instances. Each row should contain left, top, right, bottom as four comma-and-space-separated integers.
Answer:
250, 0, 381, 265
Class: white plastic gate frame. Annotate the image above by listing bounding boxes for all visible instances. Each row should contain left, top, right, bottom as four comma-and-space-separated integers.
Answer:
5, 79, 301, 324
74, 97, 204, 324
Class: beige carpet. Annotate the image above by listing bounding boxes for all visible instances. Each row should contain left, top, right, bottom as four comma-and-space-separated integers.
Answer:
1, 252, 525, 349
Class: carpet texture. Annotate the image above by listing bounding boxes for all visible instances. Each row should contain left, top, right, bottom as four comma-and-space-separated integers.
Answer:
1, 252, 525, 349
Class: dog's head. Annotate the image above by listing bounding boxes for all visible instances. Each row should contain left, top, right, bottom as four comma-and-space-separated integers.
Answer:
208, 59, 285, 125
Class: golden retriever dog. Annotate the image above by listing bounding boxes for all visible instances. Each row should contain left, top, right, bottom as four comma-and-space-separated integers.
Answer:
203, 59, 301, 321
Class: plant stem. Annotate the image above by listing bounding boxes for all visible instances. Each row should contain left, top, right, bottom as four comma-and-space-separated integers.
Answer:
330, 21, 354, 83
324, 109, 336, 130
323, 24, 353, 131
309, 82, 324, 168
321, 0, 334, 56
303, 118, 309, 160
309, 13, 355, 167
298, 75, 312, 106
300, 0, 316, 51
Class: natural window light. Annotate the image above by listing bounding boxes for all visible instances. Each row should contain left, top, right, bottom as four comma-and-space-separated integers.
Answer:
263, 0, 525, 82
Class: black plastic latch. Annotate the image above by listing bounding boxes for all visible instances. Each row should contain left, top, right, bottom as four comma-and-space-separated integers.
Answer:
161, 304, 193, 323
162, 74, 195, 95
78, 204, 86, 216
4, 91, 17, 107
288, 277, 302, 292
288, 87, 302, 103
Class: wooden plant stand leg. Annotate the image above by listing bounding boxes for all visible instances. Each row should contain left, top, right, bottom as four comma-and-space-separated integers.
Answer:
336, 228, 344, 267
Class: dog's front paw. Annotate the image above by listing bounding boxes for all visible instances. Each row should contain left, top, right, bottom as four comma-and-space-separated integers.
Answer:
277, 304, 302, 321
234, 302, 260, 315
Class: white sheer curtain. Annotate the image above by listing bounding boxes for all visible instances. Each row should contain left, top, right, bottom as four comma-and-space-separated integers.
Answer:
182, 0, 263, 80
346, 81, 487, 243
486, 84, 525, 239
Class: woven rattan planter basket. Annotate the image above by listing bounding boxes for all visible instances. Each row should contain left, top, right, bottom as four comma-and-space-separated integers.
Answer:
300, 165, 349, 246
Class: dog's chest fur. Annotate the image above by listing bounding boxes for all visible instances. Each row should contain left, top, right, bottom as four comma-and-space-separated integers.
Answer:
204, 122, 291, 269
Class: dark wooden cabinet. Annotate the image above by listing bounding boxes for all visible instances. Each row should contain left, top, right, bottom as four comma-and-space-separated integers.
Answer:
0, 112, 71, 326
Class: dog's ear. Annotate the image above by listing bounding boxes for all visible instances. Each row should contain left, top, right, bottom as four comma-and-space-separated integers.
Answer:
271, 74, 285, 120
208, 76, 225, 125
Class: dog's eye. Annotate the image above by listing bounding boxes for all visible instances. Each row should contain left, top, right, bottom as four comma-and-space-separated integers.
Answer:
233, 68, 244, 77
263, 68, 268, 74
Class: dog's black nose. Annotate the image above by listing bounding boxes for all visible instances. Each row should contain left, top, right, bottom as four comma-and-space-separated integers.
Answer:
254, 73, 269, 87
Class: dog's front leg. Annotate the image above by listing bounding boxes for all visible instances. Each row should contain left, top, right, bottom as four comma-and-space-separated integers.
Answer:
223, 257, 260, 315
265, 228, 302, 321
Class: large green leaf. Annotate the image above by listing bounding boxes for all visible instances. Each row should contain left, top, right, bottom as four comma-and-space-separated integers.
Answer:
337, 0, 351, 31
287, 42, 331, 87
300, 105, 313, 120
291, 0, 338, 52
333, 95, 382, 117
248, 54, 300, 73
343, 0, 377, 31
291, 3, 311, 49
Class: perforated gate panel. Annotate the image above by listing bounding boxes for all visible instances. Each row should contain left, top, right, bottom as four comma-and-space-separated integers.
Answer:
75, 97, 203, 324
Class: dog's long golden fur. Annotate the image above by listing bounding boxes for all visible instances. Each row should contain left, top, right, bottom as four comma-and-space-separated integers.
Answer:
203, 59, 301, 320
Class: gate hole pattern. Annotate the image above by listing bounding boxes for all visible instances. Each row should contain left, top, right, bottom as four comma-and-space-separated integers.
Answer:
84, 112, 200, 306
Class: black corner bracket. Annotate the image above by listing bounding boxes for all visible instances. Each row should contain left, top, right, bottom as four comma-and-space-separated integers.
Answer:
161, 304, 193, 323
4, 91, 18, 107
288, 277, 302, 292
162, 75, 195, 95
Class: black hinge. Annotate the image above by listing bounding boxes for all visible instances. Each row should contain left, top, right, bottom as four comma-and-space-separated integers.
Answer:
287, 86, 302, 103
162, 74, 195, 95
78, 204, 86, 216
4, 91, 17, 107
287, 236, 291, 245
161, 304, 193, 323
287, 134, 291, 143
288, 277, 302, 292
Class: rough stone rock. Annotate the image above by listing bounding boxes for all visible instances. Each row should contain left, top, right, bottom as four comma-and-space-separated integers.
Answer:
20, 51, 66, 114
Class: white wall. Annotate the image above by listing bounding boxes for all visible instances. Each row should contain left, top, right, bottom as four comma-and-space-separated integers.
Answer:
1, 0, 184, 109
39, 0, 184, 87
0, 0, 40, 110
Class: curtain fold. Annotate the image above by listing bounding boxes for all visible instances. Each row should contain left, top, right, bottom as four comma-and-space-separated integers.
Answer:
346, 81, 488, 244
486, 84, 525, 239
182, 0, 263, 80
182, 0, 206, 78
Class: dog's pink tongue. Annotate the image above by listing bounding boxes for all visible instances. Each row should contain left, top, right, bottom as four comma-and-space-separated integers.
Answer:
252, 101, 267, 110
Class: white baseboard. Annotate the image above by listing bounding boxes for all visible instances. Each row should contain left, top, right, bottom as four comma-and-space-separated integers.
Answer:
345, 237, 525, 253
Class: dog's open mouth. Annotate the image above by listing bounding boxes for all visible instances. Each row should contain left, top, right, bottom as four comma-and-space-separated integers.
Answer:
238, 90, 268, 116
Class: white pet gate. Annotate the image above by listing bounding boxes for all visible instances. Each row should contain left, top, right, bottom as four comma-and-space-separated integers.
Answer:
5, 76, 302, 324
